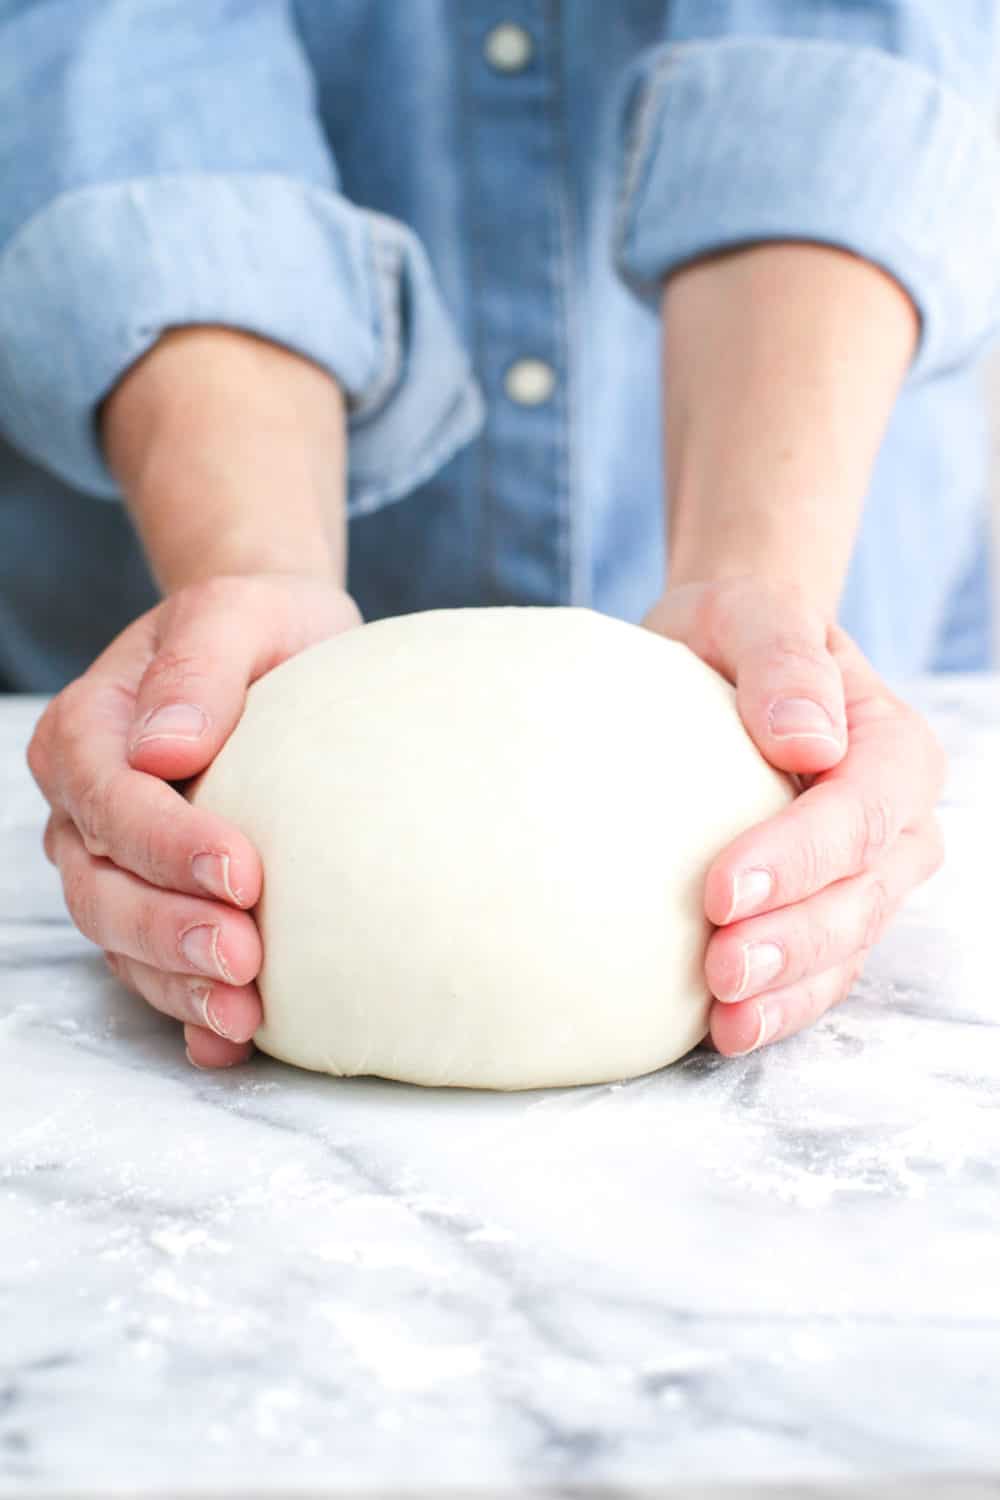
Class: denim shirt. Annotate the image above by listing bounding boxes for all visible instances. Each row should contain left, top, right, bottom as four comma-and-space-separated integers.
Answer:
1, 1, 998, 690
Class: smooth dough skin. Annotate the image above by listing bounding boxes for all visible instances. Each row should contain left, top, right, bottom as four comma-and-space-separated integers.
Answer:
192, 608, 794, 1090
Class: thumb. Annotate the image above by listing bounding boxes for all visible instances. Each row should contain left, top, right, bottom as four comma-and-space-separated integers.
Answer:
127, 577, 358, 781
730, 595, 847, 777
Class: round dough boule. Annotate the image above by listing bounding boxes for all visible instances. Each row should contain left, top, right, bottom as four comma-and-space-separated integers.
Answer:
192, 607, 793, 1090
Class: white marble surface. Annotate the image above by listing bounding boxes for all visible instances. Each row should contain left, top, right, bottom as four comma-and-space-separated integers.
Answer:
1, 682, 999, 1498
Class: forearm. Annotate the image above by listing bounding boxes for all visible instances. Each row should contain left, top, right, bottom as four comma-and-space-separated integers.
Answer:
102, 327, 348, 594
662, 243, 918, 614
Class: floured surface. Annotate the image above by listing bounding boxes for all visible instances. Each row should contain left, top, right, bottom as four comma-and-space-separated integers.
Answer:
1, 681, 999, 1496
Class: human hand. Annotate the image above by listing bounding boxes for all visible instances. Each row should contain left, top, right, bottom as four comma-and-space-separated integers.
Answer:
28, 575, 360, 1068
644, 579, 945, 1056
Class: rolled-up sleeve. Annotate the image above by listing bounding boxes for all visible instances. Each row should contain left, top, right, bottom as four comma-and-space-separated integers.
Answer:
615, 2, 1000, 381
0, 0, 482, 515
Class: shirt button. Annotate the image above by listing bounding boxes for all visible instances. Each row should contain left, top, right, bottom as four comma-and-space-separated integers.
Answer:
483, 22, 534, 74
504, 357, 556, 407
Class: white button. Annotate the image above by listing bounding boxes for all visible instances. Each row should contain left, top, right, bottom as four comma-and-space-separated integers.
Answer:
483, 22, 534, 74
504, 357, 556, 406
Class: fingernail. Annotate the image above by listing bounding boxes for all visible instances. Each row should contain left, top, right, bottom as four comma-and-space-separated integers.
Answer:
769, 697, 840, 743
207, 1004, 237, 1040
132, 702, 207, 749
179, 924, 236, 984
730, 1000, 778, 1057
191, 852, 241, 905
190, 983, 238, 1041
725, 868, 773, 923
196, 987, 236, 1041
188, 980, 217, 1030
726, 941, 784, 1003
185, 1045, 210, 1072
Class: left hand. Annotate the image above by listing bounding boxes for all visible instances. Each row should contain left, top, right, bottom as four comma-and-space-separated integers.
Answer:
28, 574, 360, 1071
645, 579, 946, 1056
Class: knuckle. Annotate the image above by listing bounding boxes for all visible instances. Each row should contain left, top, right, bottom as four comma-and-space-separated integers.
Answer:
26, 738, 43, 784
858, 794, 893, 866
49, 682, 79, 725
26, 720, 52, 787
705, 936, 741, 999
830, 972, 855, 1012
787, 822, 824, 897
137, 818, 178, 889
52, 681, 90, 742
813, 965, 852, 1019
861, 877, 891, 952
132, 899, 163, 967
181, 976, 212, 1024
800, 972, 829, 1021
142, 647, 207, 701
72, 773, 113, 857
847, 951, 869, 990
770, 632, 829, 674
802, 919, 832, 978
62, 860, 98, 941
108, 790, 176, 888
94, 775, 174, 883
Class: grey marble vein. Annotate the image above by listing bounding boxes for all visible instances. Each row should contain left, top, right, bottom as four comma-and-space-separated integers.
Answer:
1, 683, 999, 1497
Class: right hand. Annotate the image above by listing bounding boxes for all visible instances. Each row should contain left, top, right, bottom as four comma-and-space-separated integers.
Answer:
27, 574, 361, 1069
645, 579, 945, 1057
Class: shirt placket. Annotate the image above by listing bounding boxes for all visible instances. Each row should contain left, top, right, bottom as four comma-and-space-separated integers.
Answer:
459, 1, 573, 607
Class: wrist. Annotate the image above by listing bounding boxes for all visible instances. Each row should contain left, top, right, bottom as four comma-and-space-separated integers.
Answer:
661, 242, 917, 619
666, 491, 847, 616
103, 327, 348, 593
128, 438, 339, 592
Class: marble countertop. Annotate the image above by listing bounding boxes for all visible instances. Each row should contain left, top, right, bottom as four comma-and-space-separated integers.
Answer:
2, 681, 999, 1500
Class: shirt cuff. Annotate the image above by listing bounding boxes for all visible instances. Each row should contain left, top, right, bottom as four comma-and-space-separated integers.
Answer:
0, 174, 483, 516
615, 38, 1000, 381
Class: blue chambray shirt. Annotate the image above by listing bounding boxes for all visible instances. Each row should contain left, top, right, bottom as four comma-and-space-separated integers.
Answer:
1, 1, 999, 691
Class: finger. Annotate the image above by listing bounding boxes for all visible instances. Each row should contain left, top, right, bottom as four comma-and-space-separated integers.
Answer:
26, 703, 56, 800
725, 590, 847, 777
706, 821, 943, 1002
710, 956, 860, 1057
51, 820, 261, 983
128, 577, 360, 782
649, 581, 847, 776
825, 625, 947, 808
60, 741, 261, 906
26, 610, 159, 806
43, 812, 64, 866
38, 656, 263, 908
107, 952, 263, 1043
706, 700, 944, 925
184, 1022, 255, 1071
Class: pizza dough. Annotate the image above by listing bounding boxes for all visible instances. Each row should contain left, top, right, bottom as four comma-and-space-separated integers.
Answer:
192, 608, 793, 1090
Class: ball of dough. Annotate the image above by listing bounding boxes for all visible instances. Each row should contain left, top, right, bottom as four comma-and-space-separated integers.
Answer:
192, 608, 793, 1090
